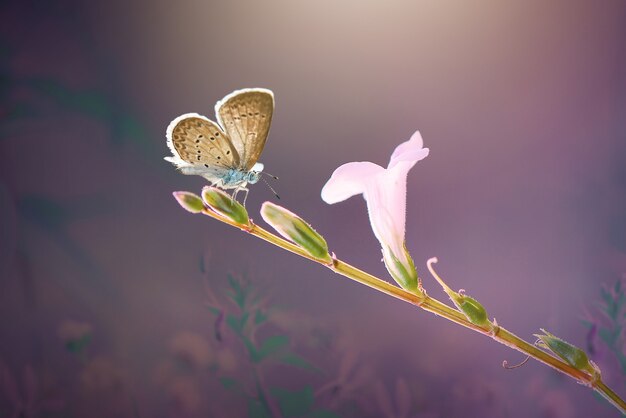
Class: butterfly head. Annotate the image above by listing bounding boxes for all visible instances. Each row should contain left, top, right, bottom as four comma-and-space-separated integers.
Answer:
246, 162, 264, 185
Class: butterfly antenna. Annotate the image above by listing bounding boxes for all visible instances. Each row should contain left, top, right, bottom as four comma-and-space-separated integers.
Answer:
262, 171, 279, 181
261, 176, 281, 200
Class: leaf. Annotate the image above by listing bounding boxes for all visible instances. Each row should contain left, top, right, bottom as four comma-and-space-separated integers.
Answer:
597, 326, 619, 347
227, 274, 247, 309
112, 115, 149, 147
206, 306, 221, 316
226, 312, 250, 335
308, 410, 343, 418
26, 78, 111, 120
277, 352, 321, 374
4, 103, 37, 121
199, 255, 206, 273
271, 386, 313, 417
248, 398, 272, 418
18, 196, 71, 230
255, 309, 268, 325
237, 334, 259, 362
580, 319, 594, 329
256, 335, 289, 362
65, 334, 91, 354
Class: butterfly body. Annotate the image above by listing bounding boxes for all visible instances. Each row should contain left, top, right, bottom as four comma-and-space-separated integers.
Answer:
165, 88, 274, 194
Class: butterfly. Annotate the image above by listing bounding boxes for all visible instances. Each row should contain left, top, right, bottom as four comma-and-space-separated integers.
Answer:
165, 88, 274, 201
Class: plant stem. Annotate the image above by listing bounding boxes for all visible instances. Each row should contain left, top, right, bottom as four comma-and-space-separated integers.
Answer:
200, 208, 626, 415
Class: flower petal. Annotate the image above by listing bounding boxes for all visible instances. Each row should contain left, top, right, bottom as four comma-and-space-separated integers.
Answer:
321, 161, 384, 204
388, 131, 429, 169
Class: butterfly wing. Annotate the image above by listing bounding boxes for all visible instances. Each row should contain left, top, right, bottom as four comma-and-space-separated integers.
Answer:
215, 88, 274, 171
165, 113, 241, 183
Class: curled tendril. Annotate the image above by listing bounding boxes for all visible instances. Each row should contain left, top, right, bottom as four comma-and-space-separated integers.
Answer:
503, 339, 541, 370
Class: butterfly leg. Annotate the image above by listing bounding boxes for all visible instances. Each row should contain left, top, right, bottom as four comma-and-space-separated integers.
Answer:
231, 186, 250, 206
240, 187, 250, 207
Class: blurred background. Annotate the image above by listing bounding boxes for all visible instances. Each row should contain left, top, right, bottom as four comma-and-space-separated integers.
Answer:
1, 1, 625, 417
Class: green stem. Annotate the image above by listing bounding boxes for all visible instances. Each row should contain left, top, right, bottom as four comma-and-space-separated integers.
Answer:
200, 208, 626, 415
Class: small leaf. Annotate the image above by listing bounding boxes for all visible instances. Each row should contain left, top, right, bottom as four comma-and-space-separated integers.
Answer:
277, 352, 321, 374
27, 78, 111, 120
248, 398, 272, 418
598, 326, 620, 347
271, 386, 313, 417
257, 335, 289, 361
580, 319, 594, 329
308, 410, 343, 418
227, 274, 247, 309
219, 377, 238, 390
206, 306, 221, 316
255, 309, 268, 325
65, 334, 92, 354
225, 312, 249, 335
18, 195, 71, 230
238, 334, 260, 362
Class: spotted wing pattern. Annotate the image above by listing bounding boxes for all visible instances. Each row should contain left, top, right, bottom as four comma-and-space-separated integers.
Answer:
165, 113, 241, 174
216, 89, 274, 171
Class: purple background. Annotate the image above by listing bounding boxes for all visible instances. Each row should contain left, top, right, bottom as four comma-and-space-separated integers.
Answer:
1, 1, 625, 417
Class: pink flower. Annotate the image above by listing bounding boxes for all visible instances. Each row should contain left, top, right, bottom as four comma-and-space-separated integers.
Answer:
321, 131, 429, 291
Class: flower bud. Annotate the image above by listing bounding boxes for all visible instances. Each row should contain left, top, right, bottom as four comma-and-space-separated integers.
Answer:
202, 187, 250, 226
534, 329, 596, 374
382, 244, 418, 293
261, 202, 332, 263
451, 293, 489, 327
173, 191, 205, 214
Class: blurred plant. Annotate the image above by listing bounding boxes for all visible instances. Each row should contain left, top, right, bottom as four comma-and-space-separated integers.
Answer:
201, 262, 340, 418
58, 319, 93, 359
0, 17, 156, 306
583, 277, 626, 388
173, 131, 626, 415
0, 360, 64, 418
0, 30, 151, 152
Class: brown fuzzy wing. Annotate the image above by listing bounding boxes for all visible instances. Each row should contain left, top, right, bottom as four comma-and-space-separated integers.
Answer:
215, 88, 274, 171
166, 113, 240, 170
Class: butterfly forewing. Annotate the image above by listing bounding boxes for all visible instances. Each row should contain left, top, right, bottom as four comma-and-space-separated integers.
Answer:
216, 89, 274, 171
167, 114, 240, 170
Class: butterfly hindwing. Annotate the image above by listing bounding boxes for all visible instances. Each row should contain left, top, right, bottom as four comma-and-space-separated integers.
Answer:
166, 113, 240, 171
216, 89, 274, 171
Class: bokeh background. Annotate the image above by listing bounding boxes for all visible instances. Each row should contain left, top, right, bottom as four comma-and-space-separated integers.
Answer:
1, 1, 625, 417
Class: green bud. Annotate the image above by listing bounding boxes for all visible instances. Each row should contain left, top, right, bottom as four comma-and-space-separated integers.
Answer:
173, 191, 205, 214
382, 245, 418, 293
451, 293, 490, 327
534, 329, 595, 374
261, 202, 332, 263
201, 187, 250, 226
